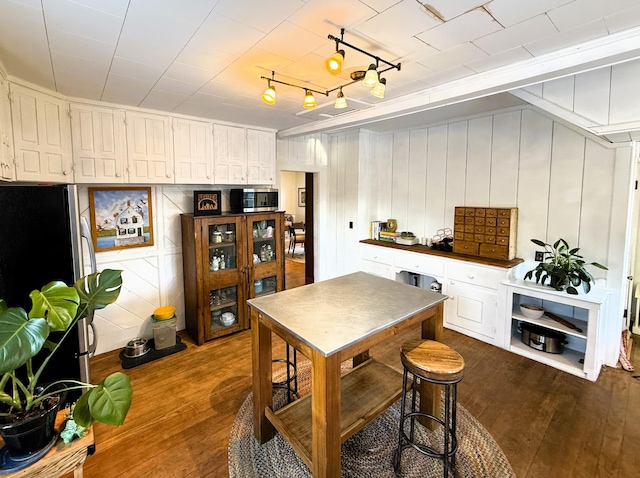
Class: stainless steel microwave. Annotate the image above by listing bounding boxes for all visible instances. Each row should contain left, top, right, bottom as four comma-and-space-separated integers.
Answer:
229, 188, 278, 213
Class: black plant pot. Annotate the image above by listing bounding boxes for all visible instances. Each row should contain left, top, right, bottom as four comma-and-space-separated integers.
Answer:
0, 391, 66, 459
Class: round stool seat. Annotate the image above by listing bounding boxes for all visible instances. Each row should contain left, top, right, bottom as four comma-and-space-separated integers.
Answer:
400, 339, 465, 383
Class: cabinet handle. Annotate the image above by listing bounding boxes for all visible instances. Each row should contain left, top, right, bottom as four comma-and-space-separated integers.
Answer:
467, 274, 474, 279
415, 264, 420, 268
449, 281, 455, 285
62, 170, 67, 175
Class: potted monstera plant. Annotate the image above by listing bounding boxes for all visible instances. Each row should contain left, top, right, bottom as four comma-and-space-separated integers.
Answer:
0, 269, 132, 459
524, 238, 608, 294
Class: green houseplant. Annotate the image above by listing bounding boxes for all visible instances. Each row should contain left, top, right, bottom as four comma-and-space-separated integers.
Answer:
524, 238, 608, 294
0, 269, 132, 456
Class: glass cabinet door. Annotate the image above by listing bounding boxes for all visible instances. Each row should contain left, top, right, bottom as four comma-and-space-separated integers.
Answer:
250, 217, 277, 266
203, 217, 245, 340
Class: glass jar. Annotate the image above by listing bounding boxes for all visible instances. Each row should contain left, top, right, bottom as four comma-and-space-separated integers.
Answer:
213, 231, 223, 243
225, 231, 234, 242
254, 279, 263, 294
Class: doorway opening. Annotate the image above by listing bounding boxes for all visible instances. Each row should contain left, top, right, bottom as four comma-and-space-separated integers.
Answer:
281, 171, 315, 286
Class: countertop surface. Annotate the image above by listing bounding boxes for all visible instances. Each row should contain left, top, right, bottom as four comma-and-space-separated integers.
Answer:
247, 271, 446, 357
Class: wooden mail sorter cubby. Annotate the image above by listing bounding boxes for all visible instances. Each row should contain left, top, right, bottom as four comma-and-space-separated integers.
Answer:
453, 207, 518, 260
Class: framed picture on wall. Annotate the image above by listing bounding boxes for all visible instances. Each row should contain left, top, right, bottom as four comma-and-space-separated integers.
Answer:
194, 190, 222, 216
88, 187, 154, 252
298, 188, 306, 207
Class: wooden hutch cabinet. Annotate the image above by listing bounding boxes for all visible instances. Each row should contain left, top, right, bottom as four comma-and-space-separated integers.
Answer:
181, 211, 284, 345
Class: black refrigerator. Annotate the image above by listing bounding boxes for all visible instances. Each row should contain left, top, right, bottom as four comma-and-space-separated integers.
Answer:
0, 184, 94, 391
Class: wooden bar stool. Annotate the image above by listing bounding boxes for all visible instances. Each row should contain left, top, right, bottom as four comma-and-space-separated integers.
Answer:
393, 339, 465, 477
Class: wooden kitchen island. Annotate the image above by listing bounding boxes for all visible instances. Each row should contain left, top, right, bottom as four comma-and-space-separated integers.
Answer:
248, 271, 446, 477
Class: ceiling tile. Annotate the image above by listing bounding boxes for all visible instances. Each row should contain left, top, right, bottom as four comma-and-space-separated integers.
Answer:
212, 0, 306, 33
421, 0, 488, 21
356, 0, 402, 14
102, 73, 155, 105
163, 63, 218, 85
154, 77, 202, 97
110, 57, 164, 82
416, 8, 502, 51
140, 90, 189, 111
53, 53, 109, 99
62, 0, 130, 18
180, 14, 265, 58
354, 0, 441, 41
174, 48, 236, 74
473, 14, 558, 55
546, 0, 639, 32
604, 6, 640, 34
418, 42, 488, 72
465, 46, 533, 73
48, 31, 115, 63
254, 21, 327, 62
287, 0, 377, 38
524, 19, 609, 57
0, 0, 55, 89
485, 0, 573, 28
43, 0, 123, 44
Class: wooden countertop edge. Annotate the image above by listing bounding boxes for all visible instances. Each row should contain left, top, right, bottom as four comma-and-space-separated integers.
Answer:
360, 239, 524, 269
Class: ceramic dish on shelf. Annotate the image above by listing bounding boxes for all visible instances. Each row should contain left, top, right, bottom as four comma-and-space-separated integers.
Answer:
221, 312, 236, 326
519, 303, 544, 319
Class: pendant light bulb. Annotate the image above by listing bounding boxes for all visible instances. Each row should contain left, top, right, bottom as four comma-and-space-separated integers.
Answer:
261, 81, 276, 105
370, 77, 386, 99
362, 63, 378, 87
334, 88, 348, 109
325, 49, 345, 75
303, 90, 316, 109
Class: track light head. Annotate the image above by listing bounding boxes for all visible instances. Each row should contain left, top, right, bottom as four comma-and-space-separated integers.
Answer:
325, 49, 345, 75
370, 78, 386, 99
362, 64, 378, 87
334, 89, 347, 109
303, 90, 316, 109
261, 81, 276, 105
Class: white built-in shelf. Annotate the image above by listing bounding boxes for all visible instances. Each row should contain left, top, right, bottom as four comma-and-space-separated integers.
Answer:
510, 330, 585, 377
511, 310, 587, 340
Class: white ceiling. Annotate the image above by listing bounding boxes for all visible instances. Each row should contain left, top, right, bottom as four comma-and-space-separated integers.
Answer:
2, 0, 640, 134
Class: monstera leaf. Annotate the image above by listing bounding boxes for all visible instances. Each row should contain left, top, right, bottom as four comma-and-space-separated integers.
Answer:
73, 372, 132, 427
75, 269, 123, 319
0, 308, 48, 374
28, 281, 80, 332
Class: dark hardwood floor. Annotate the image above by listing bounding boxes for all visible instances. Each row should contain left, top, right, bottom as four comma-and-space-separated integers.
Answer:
82, 266, 640, 477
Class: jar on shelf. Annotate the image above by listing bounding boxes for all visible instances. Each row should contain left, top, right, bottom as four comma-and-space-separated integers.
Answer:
213, 231, 223, 243
254, 279, 263, 294
225, 231, 234, 242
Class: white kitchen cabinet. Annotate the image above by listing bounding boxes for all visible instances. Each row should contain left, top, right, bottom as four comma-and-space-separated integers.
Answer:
70, 104, 126, 183
247, 129, 275, 185
125, 111, 174, 184
446, 280, 498, 342
174, 118, 213, 184
505, 280, 607, 381
213, 124, 246, 184
0, 76, 14, 181
10, 83, 72, 182
359, 243, 395, 279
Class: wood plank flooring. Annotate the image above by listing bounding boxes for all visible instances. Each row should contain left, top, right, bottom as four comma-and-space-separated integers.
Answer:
81, 267, 640, 477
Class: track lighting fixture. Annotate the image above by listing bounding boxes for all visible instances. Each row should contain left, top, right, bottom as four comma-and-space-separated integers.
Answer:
334, 88, 347, 109
325, 42, 345, 75
259, 71, 328, 108
370, 77, 386, 99
303, 90, 316, 109
362, 64, 379, 87
259, 29, 400, 110
261, 80, 276, 105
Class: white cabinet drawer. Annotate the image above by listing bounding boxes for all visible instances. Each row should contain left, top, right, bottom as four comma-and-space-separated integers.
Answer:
394, 250, 444, 277
360, 244, 394, 265
360, 259, 395, 280
447, 261, 503, 290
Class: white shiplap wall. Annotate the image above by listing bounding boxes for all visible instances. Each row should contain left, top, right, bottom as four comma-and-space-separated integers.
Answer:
277, 106, 632, 368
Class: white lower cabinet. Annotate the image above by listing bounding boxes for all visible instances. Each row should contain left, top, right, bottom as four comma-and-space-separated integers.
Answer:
445, 281, 498, 343
505, 280, 607, 381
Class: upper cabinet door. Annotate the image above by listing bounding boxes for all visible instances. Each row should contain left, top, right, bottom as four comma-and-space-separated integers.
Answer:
246, 129, 275, 185
174, 118, 213, 184
70, 104, 126, 183
213, 124, 246, 184
10, 84, 72, 183
125, 111, 174, 184
0, 77, 14, 182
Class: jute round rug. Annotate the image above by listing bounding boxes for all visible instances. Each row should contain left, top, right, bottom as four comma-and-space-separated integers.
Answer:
229, 360, 515, 477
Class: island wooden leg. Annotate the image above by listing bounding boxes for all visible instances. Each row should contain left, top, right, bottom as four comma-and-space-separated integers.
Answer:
419, 302, 444, 429
311, 350, 341, 478
252, 308, 275, 443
